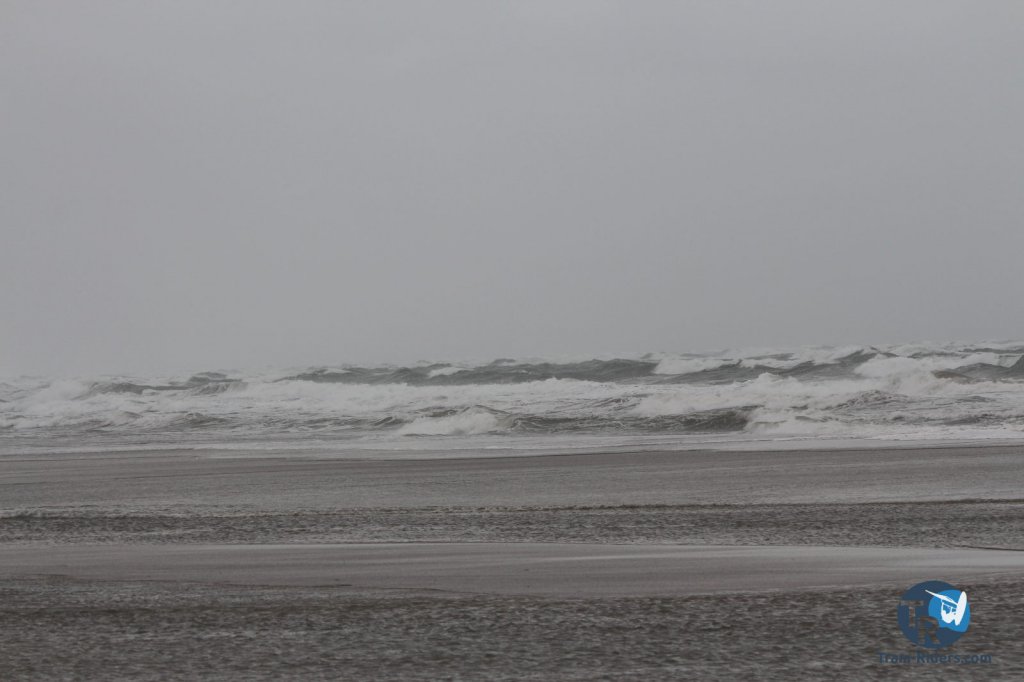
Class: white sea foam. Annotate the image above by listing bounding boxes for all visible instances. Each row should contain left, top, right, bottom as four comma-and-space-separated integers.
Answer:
427, 366, 467, 378
2, 341, 1024, 455
397, 408, 507, 436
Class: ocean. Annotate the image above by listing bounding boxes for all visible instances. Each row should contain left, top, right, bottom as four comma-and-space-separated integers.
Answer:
4, 341, 1024, 458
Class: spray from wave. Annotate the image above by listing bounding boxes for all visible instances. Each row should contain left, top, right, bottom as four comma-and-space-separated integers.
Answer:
3, 342, 1024, 454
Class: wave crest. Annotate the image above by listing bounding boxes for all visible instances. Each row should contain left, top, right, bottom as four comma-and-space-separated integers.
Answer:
3, 342, 1024, 448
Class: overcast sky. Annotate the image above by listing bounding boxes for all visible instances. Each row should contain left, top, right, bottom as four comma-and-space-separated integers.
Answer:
2, 1, 1023, 376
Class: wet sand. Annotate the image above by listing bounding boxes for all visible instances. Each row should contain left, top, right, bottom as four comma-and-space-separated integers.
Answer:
3, 443, 1024, 510
2, 444, 1024, 679
5, 542, 1024, 596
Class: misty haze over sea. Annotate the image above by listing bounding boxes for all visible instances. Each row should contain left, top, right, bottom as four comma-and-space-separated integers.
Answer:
4, 3, 1023, 380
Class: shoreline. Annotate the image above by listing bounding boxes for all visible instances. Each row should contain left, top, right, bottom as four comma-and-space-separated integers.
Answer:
3, 443, 1023, 511
5, 434, 1024, 462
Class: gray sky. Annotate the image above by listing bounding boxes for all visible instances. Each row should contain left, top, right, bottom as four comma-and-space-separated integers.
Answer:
3, 1, 1023, 376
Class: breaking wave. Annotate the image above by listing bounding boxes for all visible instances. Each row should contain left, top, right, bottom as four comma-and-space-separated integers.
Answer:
3, 341, 1024, 453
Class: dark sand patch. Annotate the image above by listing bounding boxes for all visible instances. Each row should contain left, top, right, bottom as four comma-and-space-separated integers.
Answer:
1, 575, 1019, 681
4, 501, 1024, 549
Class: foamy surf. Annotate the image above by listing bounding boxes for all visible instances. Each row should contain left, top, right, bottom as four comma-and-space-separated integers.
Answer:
2, 341, 1024, 456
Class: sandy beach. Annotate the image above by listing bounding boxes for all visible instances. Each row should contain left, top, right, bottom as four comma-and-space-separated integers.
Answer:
3, 444, 1024, 679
